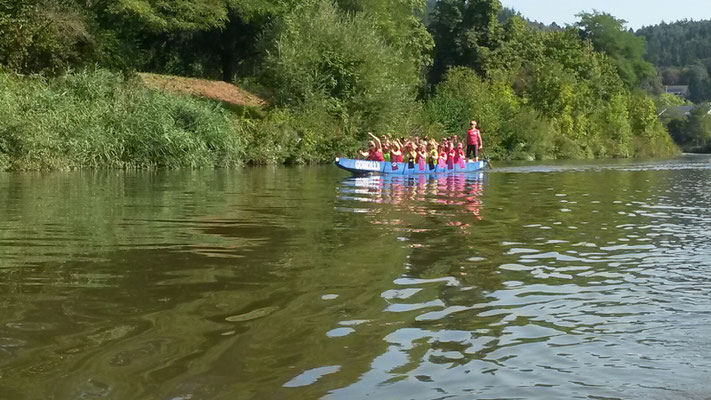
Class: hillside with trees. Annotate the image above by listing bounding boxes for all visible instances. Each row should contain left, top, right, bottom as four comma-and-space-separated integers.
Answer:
639, 20, 711, 102
637, 20, 711, 151
0, 0, 677, 170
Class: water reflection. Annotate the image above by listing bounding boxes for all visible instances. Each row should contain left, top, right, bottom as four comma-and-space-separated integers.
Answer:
324, 161, 711, 399
337, 173, 485, 228
1, 158, 711, 399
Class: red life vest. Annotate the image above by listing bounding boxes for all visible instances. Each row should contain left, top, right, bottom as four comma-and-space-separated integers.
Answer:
367, 148, 384, 161
390, 149, 403, 163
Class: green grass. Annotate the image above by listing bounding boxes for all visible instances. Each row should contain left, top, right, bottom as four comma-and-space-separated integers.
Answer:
0, 69, 680, 172
0, 70, 365, 170
0, 70, 245, 171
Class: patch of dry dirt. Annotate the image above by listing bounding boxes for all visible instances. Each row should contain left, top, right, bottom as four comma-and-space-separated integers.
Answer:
138, 73, 267, 107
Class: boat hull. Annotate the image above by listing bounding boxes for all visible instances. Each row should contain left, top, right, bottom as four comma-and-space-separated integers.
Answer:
335, 158, 485, 175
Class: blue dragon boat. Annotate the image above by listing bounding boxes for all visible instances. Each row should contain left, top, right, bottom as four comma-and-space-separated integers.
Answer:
335, 157, 486, 175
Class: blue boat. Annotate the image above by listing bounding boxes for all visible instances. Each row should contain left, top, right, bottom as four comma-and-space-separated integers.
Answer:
335, 157, 486, 175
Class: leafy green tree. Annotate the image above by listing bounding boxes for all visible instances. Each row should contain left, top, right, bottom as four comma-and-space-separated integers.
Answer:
0, 0, 94, 74
576, 12, 655, 88
107, 0, 227, 31
655, 92, 691, 108
685, 105, 711, 148
261, 0, 427, 131
638, 20, 711, 68
100, 0, 295, 80
334, 0, 433, 79
97, 0, 432, 82
427, 0, 502, 84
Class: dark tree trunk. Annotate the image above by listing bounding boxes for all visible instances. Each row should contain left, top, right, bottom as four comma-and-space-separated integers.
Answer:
220, 13, 239, 82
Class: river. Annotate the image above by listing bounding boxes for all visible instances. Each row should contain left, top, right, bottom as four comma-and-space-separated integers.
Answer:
1, 155, 710, 399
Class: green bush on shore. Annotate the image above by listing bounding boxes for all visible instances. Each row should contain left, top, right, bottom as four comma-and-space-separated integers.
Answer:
0, 68, 680, 172
424, 63, 678, 160
0, 70, 245, 170
0, 69, 375, 170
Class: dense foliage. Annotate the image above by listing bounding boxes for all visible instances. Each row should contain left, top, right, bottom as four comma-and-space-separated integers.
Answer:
576, 13, 655, 89
639, 20, 711, 67
0, 70, 245, 170
0, 0, 95, 74
0, 0, 681, 170
634, 20, 711, 151
426, 20, 675, 160
638, 20, 711, 102
425, 6, 674, 159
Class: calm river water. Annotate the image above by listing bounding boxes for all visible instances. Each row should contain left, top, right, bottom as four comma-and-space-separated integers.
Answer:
1, 155, 711, 400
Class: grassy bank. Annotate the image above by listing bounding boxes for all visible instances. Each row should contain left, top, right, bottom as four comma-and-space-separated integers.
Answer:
0, 70, 245, 171
0, 70, 363, 170
0, 69, 679, 171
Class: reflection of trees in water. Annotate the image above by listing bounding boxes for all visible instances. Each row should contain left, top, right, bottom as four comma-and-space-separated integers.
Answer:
330, 167, 684, 395
1, 165, 693, 398
340, 173, 485, 229
332, 173, 514, 391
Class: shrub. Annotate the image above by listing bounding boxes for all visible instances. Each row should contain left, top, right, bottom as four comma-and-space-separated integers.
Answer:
261, 0, 421, 134
0, 70, 244, 170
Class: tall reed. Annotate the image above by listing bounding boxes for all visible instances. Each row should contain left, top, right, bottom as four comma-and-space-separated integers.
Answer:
0, 70, 245, 170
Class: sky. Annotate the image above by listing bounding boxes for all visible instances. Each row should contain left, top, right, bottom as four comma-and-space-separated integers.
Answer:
499, 0, 711, 30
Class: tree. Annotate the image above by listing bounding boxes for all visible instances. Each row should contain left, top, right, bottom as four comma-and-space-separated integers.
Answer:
0, 0, 94, 74
685, 105, 711, 148
261, 0, 429, 132
576, 11, 655, 88
427, 0, 502, 84
99, 0, 294, 81
638, 20, 711, 68
334, 0, 433, 79
98, 0, 433, 82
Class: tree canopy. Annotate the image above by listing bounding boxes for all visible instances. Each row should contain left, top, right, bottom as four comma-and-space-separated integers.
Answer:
0, 0, 680, 166
575, 12, 655, 88
427, 0, 502, 84
638, 19, 711, 102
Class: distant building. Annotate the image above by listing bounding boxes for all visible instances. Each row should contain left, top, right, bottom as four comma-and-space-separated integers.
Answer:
673, 105, 695, 117
665, 85, 690, 98
659, 104, 711, 119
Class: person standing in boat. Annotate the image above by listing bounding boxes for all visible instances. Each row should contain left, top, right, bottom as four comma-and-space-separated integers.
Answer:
466, 120, 483, 161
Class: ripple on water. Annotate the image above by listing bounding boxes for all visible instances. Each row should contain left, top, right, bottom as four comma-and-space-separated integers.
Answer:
3, 158, 711, 399
283, 366, 341, 388
326, 328, 355, 338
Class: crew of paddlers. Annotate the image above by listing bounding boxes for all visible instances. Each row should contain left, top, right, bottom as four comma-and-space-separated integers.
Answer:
360, 120, 483, 165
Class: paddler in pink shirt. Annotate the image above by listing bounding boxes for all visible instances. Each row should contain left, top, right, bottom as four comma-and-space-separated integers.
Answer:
359, 132, 384, 161
466, 120, 483, 161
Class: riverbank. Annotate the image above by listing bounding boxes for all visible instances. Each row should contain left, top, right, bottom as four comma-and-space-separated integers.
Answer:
0, 70, 245, 171
0, 70, 679, 171
0, 70, 362, 171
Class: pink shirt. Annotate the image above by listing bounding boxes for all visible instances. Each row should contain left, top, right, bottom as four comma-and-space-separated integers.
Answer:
368, 149, 384, 162
467, 128, 481, 147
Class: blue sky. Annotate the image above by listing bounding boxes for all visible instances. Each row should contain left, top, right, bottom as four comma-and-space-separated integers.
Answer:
500, 0, 711, 30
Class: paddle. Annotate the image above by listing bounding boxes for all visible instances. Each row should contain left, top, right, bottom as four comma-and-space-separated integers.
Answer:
479, 152, 493, 169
